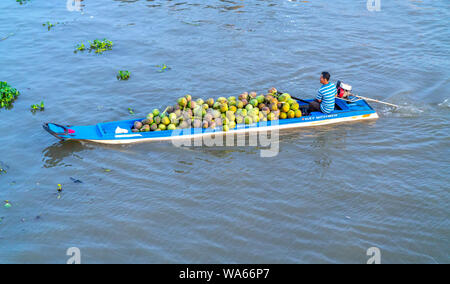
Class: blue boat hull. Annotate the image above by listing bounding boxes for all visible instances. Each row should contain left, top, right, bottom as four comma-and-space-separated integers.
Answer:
44, 98, 378, 144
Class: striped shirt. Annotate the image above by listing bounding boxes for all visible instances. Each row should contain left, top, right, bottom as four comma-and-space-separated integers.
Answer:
316, 83, 337, 114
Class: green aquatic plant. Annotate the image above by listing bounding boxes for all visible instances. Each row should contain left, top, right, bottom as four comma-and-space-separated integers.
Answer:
89, 39, 113, 54
128, 108, 135, 115
75, 43, 86, 52
43, 22, 57, 31
0, 81, 20, 109
16, 0, 29, 4
0, 168, 6, 174
156, 64, 170, 73
30, 101, 45, 112
117, 70, 131, 80
75, 39, 113, 54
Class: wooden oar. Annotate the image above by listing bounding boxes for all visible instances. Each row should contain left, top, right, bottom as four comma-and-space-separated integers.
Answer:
351, 94, 399, 108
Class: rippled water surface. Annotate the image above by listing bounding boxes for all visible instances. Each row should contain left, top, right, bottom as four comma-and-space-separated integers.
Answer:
0, 0, 449, 263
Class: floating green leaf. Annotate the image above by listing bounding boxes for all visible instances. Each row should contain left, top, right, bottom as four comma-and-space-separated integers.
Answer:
30, 101, 45, 112
117, 70, 131, 80
43, 22, 58, 31
156, 64, 170, 73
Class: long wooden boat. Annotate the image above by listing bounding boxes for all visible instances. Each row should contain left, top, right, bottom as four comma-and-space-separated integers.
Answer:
43, 98, 378, 144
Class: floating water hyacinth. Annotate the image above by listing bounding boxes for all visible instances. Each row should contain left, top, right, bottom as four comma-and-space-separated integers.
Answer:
75, 39, 113, 54
156, 64, 170, 73
31, 101, 45, 112
0, 81, 20, 109
43, 22, 58, 31
117, 71, 131, 80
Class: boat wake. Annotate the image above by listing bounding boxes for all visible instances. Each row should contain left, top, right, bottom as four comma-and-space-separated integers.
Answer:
380, 102, 427, 118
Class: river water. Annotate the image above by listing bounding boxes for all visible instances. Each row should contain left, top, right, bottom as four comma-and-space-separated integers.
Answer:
0, 0, 449, 264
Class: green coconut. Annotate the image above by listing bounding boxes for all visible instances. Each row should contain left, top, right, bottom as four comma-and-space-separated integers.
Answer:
140, 124, 150, 132
250, 99, 259, 107
268, 112, 277, 121
282, 103, 290, 113
287, 110, 295, 119
150, 123, 158, 131
162, 116, 170, 126
239, 92, 249, 101
244, 116, 253, 124
256, 95, 265, 104
217, 97, 227, 103
220, 103, 229, 113
178, 97, 188, 108
279, 93, 291, 102
158, 124, 167, 131
167, 124, 176, 130
169, 113, 178, 124
188, 100, 196, 109
154, 116, 161, 125
291, 102, 300, 111
215, 117, 223, 126
185, 94, 192, 102
213, 102, 221, 110
206, 98, 215, 107
134, 121, 143, 130
204, 113, 213, 122
245, 104, 253, 111
152, 109, 160, 117
212, 109, 221, 119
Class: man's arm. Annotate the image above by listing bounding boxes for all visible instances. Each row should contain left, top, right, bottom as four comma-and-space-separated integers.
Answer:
316, 88, 323, 103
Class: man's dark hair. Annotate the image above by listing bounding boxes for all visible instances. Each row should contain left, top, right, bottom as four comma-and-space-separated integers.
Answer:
321, 72, 331, 81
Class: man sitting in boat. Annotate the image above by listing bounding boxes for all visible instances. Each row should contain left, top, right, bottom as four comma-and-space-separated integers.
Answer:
309, 72, 337, 114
